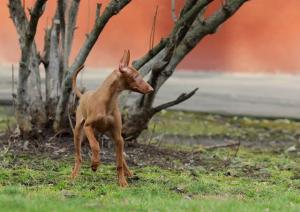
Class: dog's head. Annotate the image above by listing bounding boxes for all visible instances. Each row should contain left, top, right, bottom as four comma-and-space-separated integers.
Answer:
118, 50, 154, 94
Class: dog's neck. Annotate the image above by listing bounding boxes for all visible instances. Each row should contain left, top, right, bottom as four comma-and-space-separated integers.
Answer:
94, 70, 124, 111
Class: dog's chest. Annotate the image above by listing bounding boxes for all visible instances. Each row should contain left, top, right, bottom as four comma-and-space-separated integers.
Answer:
93, 115, 114, 133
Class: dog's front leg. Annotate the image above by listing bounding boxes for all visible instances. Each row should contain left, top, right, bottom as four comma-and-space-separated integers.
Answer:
123, 157, 133, 177
84, 126, 101, 172
111, 132, 128, 187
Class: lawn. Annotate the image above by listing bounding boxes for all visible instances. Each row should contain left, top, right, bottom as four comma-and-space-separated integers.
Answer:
0, 149, 299, 212
0, 109, 299, 211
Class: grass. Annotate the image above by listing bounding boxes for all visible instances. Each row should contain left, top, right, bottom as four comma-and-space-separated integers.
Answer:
0, 148, 299, 211
0, 107, 14, 132
148, 110, 300, 142
0, 108, 300, 211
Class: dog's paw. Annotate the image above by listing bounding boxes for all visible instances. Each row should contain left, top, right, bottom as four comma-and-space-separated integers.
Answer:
70, 172, 77, 181
91, 161, 100, 172
124, 170, 134, 177
118, 178, 129, 187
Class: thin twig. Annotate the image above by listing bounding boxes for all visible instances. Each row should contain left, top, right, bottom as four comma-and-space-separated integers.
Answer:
223, 140, 241, 167
48, 129, 70, 142
149, 5, 158, 51
232, 140, 240, 157
67, 106, 74, 133
11, 64, 16, 112
171, 0, 177, 22
153, 88, 198, 113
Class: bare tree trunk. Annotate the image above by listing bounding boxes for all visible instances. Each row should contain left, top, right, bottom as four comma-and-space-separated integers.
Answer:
8, 0, 47, 135
27, 44, 47, 127
45, 15, 62, 119
40, 1, 79, 121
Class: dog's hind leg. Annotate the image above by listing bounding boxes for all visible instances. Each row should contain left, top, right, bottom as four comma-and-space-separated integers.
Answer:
71, 119, 84, 179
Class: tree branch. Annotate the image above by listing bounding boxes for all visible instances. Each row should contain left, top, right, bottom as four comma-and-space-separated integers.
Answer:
8, 0, 27, 34
123, 0, 249, 140
68, 0, 131, 70
41, 26, 51, 67
64, 0, 80, 70
132, 0, 211, 77
95, 3, 102, 22
146, 0, 213, 80
155, 0, 248, 91
8, 0, 47, 79
169, 0, 213, 44
57, 0, 66, 50
26, 0, 47, 48
152, 88, 198, 113
132, 38, 167, 70
127, 0, 212, 112
179, 0, 198, 18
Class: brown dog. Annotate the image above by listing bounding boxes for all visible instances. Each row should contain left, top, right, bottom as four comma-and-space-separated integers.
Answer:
71, 50, 153, 187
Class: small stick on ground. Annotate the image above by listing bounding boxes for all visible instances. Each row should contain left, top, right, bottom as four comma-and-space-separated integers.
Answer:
205, 141, 240, 150
221, 140, 241, 167
48, 129, 70, 142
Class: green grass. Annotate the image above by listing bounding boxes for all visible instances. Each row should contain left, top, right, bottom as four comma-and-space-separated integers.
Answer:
0, 107, 15, 132
0, 149, 299, 211
0, 109, 300, 211
149, 110, 300, 142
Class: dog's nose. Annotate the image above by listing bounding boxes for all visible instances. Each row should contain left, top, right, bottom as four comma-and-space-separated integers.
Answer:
148, 86, 154, 93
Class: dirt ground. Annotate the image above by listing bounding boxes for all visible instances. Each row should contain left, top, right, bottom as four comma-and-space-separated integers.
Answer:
0, 129, 297, 172
0, 131, 246, 171
0, 110, 299, 172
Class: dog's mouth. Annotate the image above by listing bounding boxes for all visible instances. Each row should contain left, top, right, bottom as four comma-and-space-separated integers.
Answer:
136, 87, 154, 94
144, 87, 154, 94
132, 86, 154, 94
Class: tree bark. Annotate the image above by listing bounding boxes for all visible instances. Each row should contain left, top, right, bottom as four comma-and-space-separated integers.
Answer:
8, 0, 47, 135
45, 13, 62, 119
63, 0, 80, 71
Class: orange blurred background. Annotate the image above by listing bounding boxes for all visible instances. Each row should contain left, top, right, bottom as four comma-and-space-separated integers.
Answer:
1, 0, 299, 73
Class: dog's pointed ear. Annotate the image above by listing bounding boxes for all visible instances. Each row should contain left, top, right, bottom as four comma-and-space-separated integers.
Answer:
119, 49, 130, 73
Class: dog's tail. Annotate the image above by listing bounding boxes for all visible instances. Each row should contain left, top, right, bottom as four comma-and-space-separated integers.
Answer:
72, 64, 85, 98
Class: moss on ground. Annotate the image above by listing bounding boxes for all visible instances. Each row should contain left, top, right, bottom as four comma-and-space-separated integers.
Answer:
149, 110, 300, 142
